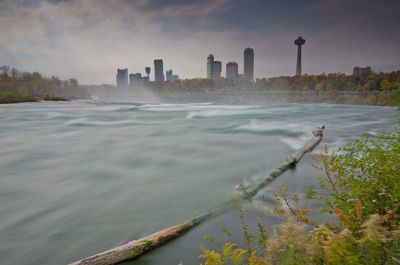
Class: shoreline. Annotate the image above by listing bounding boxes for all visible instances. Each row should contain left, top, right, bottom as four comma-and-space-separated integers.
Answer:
1, 89, 399, 106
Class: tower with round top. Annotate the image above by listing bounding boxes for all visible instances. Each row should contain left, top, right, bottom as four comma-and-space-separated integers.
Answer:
295, 36, 305, 76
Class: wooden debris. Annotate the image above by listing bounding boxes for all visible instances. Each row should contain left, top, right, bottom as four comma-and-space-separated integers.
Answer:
238, 126, 325, 198
69, 212, 212, 265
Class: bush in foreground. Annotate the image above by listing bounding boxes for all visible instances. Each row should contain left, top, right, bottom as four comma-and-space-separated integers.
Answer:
199, 129, 400, 265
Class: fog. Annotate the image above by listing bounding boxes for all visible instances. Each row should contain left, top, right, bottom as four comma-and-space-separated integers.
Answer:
86, 85, 291, 104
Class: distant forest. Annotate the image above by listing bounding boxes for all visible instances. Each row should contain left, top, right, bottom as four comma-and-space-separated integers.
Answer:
0, 65, 88, 103
148, 70, 400, 106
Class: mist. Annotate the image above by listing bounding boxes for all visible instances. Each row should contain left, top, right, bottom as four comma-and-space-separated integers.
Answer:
85, 84, 291, 104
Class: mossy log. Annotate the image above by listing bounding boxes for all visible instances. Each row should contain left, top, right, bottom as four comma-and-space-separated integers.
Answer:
240, 126, 325, 197
69, 212, 212, 265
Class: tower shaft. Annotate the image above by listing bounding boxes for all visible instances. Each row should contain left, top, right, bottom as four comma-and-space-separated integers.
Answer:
296, 45, 302, 76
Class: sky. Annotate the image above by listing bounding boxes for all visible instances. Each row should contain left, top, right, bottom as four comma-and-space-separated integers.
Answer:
0, 0, 399, 84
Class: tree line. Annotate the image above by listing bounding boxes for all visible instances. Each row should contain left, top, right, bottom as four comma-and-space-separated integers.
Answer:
0, 65, 88, 103
147, 70, 400, 106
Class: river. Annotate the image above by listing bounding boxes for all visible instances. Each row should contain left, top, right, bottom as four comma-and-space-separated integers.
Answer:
0, 101, 397, 265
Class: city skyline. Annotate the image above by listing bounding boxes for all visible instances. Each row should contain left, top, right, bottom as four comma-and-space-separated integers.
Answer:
0, 0, 399, 84
122, 46, 254, 84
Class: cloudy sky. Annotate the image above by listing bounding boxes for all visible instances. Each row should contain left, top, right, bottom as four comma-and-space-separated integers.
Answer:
0, 0, 399, 84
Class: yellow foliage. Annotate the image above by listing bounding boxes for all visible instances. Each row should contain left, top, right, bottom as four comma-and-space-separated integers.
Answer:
323, 229, 359, 265
380, 79, 392, 91
199, 249, 223, 265
230, 248, 247, 265
222, 243, 233, 257
247, 251, 264, 265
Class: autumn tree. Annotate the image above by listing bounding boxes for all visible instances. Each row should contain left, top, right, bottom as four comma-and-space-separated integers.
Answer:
380, 79, 392, 91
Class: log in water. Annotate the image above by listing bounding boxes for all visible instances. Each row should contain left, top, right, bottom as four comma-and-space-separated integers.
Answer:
70, 126, 324, 265
242, 126, 325, 197
69, 213, 212, 265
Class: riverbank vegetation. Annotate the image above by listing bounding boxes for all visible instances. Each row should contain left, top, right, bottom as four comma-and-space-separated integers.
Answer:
148, 70, 400, 106
199, 128, 400, 264
0, 65, 88, 104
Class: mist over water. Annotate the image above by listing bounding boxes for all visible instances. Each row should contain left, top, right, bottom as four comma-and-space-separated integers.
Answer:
0, 101, 397, 265
86, 87, 292, 104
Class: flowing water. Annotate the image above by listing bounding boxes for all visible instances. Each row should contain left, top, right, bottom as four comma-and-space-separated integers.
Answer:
0, 101, 397, 265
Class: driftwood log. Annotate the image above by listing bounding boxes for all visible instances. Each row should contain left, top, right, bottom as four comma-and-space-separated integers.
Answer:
69, 212, 213, 265
69, 126, 325, 265
239, 126, 325, 197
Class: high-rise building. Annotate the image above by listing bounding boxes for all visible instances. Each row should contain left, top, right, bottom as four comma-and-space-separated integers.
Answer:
226, 62, 238, 80
353, 66, 371, 75
166, 69, 179, 82
166, 69, 172, 81
154, 59, 164, 82
207, 54, 222, 79
213, 61, 222, 79
207, 54, 214, 79
129, 73, 142, 86
116, 68, 128, 87
295, 36, 306, 76
244, 48, 254, 82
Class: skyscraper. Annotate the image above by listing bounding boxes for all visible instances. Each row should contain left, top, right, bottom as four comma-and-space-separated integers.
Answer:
226, 62, 238, 80
207, 54, 214, 79
166, 69, 172, 81
213, 61, 222, 79
129, 73, 143, 86
295, 36, 305, 76
116, 68, 128, 87
207, 54, 222, 79
154, 59, 164, 82
353, 66, 371, 75
244, 48, 254, 82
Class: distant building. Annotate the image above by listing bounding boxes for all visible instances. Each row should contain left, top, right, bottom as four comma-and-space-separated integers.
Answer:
145, 67, 151, 79
294, 36, 306, 76
353, 66, 371, 75
116, 68, 128, 87
226, 62, 238, 80
154, 59, 164, 82
129, 73, 143, 86
213, 61, 222, 79
166, 69, 179, 82
207, 54, 214, 79
166, 69, 172, 81
244, 48, 254, 81
207, 54, 222, 79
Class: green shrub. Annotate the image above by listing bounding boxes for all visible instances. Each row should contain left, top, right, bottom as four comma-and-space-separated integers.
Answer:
199, 127, 400, 265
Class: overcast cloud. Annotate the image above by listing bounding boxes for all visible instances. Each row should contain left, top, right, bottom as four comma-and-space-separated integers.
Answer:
0, 0, 399, 84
